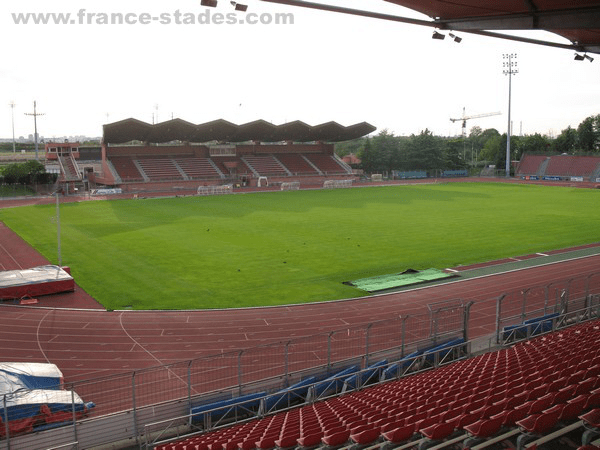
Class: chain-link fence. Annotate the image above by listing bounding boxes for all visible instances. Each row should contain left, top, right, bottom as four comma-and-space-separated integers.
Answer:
0, 183, 56, 197
496, 271, 600, 344
0, 303, 468, 449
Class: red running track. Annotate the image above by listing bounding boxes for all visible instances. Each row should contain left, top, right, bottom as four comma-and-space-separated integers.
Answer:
0, 251, 598, 383
1, 186, 600, 384
1, 189, 600, 416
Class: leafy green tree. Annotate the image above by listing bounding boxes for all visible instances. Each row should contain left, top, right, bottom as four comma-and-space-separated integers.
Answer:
471, 128, 500, 161
358, 137, 377, 173
1, 163, 29, 184
1, 160, 52, 184
516, 133, 550, 160
552, 126, 577, 153
577, 115, 600, 152
479, 134, 503, 165
405, 129, 445, 171
23, 160, 46, 183
335, 138, 366, 158
469, 126, 483, 144
445, 138, 466, 169
362, 129, 402, 174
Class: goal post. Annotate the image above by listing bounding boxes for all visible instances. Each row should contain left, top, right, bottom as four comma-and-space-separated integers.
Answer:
280, 181, 300, 191
197, 184, 233, 196
323, 179, 353, 189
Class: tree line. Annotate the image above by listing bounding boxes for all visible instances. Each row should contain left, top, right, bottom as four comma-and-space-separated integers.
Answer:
336, 113, 600, 174
0, 160, 56, 185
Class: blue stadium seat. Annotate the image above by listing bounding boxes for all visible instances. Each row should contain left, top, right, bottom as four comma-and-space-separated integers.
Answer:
191, 392, 266, 425
261, 376, 316, 413
380, 350, 424, 381
309, 366, 359, 400
423, 338, 465, 364
342, 360, 387, 391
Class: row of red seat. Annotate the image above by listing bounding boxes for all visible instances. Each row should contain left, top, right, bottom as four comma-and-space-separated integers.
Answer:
517, 154, 600, 178
109, 154, 349, 183
158, 320, 600, 450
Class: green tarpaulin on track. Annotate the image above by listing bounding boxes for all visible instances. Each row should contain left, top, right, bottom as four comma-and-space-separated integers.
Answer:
346, 268, 457, 293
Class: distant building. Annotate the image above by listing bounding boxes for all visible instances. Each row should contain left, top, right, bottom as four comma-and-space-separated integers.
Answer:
341, 153, 361, 166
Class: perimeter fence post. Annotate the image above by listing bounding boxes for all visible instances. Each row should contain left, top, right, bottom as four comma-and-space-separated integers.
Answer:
585, 273, 598, 297
71, 385, 78, 446
521, 288, 529, 322
496, 294, 505, 344
565, 279, 572, 313
365, 323, 372, 368
187, 360, 193, 411
237, 350, 244, 396
401, 316, 408, 358
463, 301, 474, 343
132, 371, 139, 446
432, 310, 439, 345
585, 273, 592, 299
560, 289, 568, 315
327, 332, 333, 372
544, 285, 549, 315
3, 394, 10, 449
284, 341, 291, 387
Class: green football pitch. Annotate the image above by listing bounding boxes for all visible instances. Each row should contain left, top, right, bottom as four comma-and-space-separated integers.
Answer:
2, 182, 599, 310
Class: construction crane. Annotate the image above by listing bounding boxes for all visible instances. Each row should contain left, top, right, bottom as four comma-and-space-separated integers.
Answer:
450, 107, 501, 138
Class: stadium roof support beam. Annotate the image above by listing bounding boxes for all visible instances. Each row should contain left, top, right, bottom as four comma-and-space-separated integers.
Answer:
434, 7, 600, 31
259, 0, 600, 54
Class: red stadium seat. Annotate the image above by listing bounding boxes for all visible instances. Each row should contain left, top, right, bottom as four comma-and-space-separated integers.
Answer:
576, 378, 599, 396
255, 437, 276, 450
322, 430, 350, 447
296, 432, 323, 448
516, 407, 561, 435
420, 421, 455, 441
495, 408, 528, 427
580, 409, 600, 428
584, 389, 600, 410
275, 435, 298, 449
381, 424, 416, 444
350, 428, 380, 446
464, 415, 504, 438
516, 393, 554, 416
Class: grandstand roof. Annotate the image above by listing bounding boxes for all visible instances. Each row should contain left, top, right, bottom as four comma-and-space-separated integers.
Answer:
102, 118, 376, 144
260, 0, 600, 54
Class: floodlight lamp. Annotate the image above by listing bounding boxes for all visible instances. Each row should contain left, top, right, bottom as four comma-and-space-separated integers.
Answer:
231, 2, 248, 11
574, 53, 585, 61
585, 54, 594, 62
449, 33, 462, 43
201, 0, 218, 7
432, 30, 445, 40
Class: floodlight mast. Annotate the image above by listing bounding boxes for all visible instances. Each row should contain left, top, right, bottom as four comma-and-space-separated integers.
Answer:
24, 101, 45, 160
9, 101, 16, 153
56, 191, 62, 267
503, 54, 518, 178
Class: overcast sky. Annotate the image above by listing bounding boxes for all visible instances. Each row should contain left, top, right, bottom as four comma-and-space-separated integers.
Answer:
1, 0, 599, 141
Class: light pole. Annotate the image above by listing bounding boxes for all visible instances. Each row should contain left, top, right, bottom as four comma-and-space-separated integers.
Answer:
503, 53, 518, 177
56, 191, 62, 267
24, 101, 45, 160
9, 101, 16, 153
8, 101, 17, 153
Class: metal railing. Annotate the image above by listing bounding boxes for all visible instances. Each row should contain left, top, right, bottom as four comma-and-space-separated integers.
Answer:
495, 271, 600, 345
143, 338, 471, 449
0, 302, 468, 450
